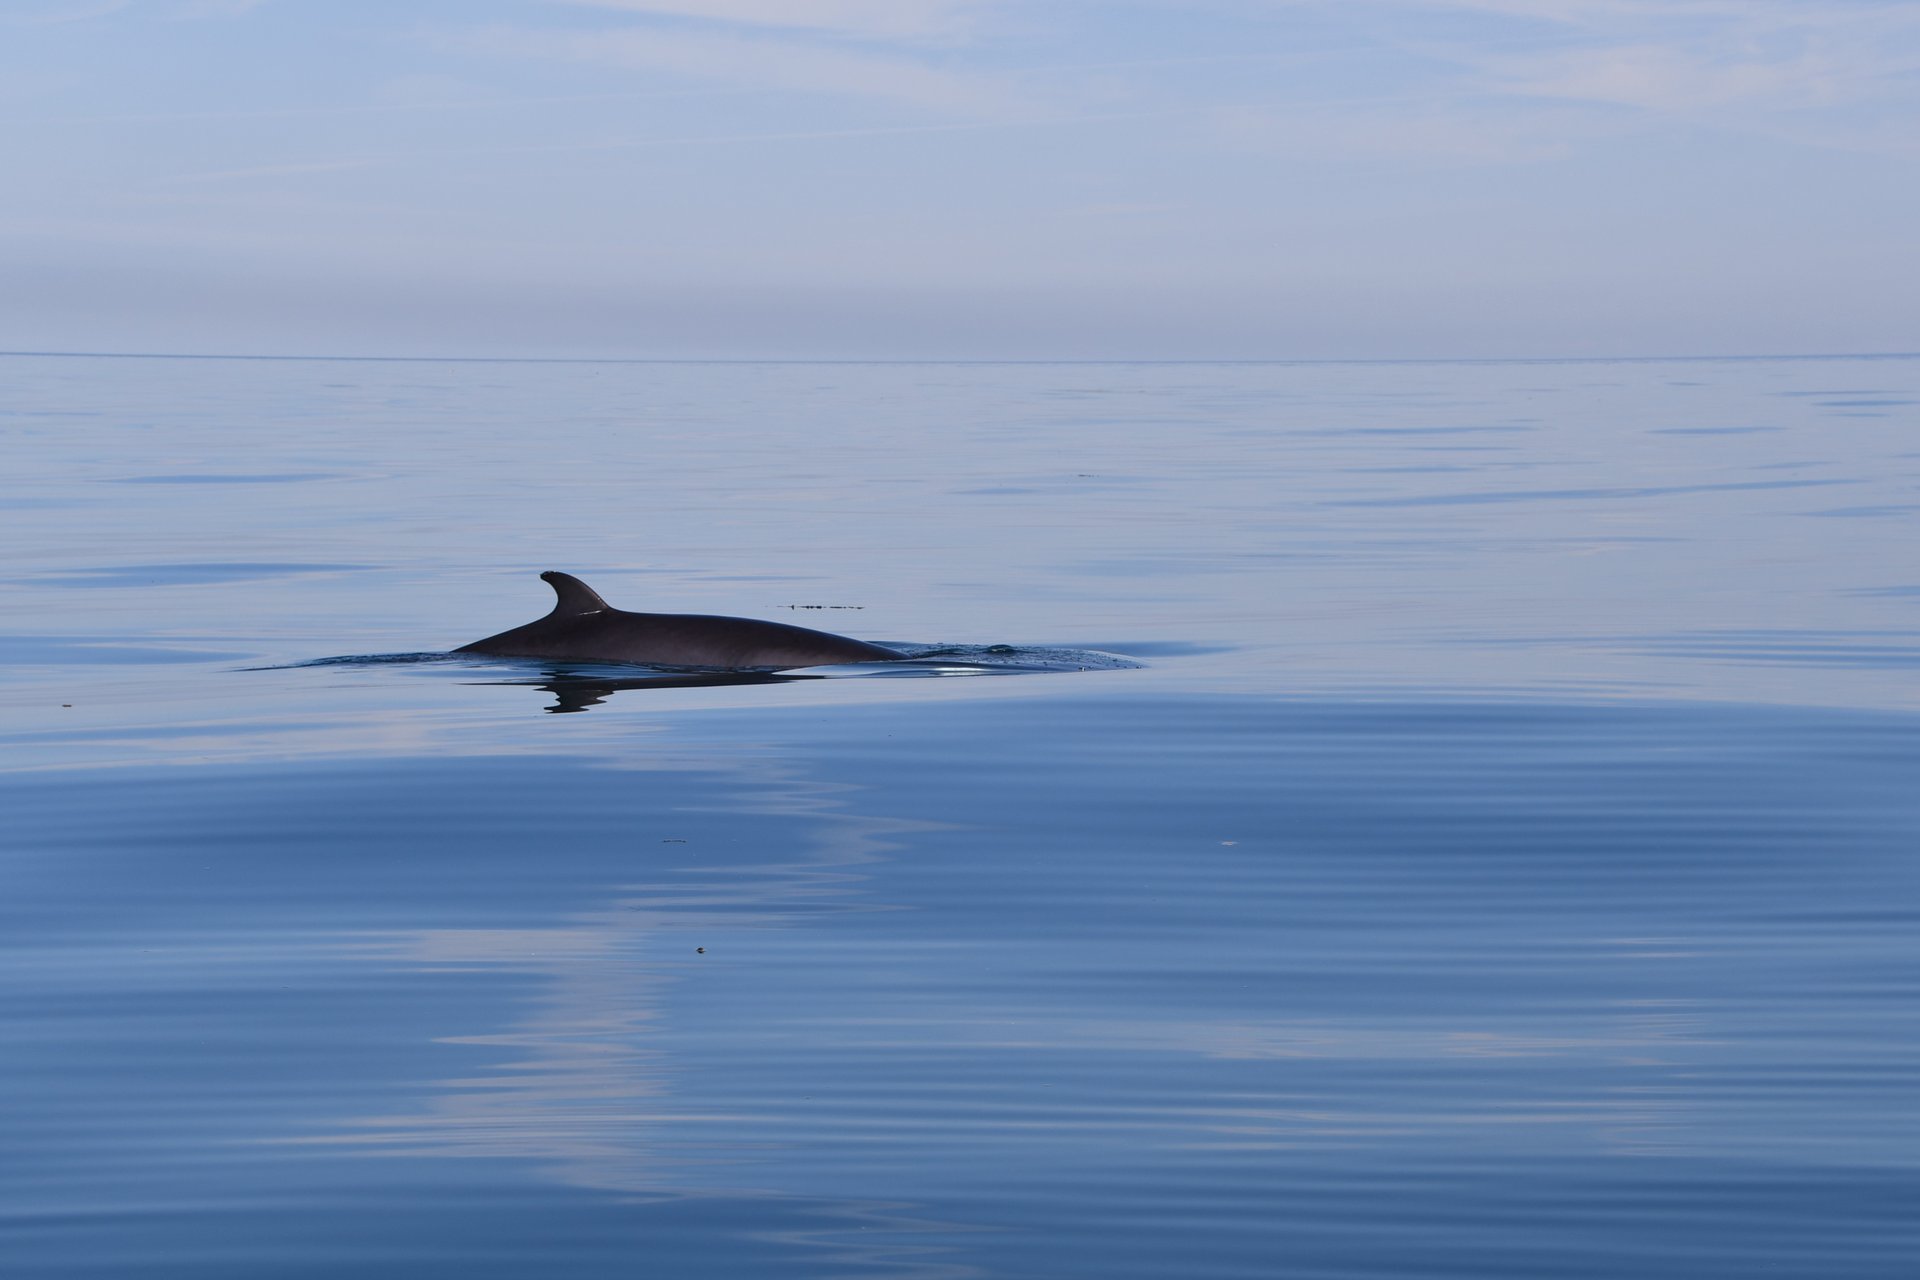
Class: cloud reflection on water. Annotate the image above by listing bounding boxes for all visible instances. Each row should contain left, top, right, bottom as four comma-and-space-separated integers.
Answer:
282, 755, 933, 1189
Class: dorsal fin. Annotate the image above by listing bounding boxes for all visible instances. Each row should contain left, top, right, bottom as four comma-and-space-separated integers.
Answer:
540, 570, 611, 616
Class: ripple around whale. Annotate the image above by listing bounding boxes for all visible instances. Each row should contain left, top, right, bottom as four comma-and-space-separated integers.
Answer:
260, 646, 1144, 712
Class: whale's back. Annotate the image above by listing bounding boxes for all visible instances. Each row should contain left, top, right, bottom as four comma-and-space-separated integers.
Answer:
459, 608, 897, 668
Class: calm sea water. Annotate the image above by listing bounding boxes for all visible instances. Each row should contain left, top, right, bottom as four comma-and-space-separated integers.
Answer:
3, 354, 1919, 1278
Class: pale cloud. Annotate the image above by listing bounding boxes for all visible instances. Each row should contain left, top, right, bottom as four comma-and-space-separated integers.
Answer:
458, 23, 1020, 115
1470, 15, 1920, 118
5, 0, 132, 25
1371, 0, 1909, 26
1208, 95, 1602, 165
545, 0, 979, 41
1166, 0, 1920, 163
1485, 42, 1850, 112
6, 0, 267, 22
171, 0, 271, 16
160, 157, 380, 184
1303, 0, 1920, 134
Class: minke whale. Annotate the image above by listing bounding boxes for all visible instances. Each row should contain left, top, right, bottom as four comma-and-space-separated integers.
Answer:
456, 571, 904, 669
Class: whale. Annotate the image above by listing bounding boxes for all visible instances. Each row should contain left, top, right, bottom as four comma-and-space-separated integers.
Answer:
455, 571, 904, 669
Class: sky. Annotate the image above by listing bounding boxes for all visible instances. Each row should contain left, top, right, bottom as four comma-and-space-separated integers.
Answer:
3, 0, 1918, 359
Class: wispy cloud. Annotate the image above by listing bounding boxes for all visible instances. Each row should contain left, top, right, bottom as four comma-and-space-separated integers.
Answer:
6, 0, 132, 25
171, 0, 272, 16
1483, 42, 1851, 112
457, 22, 1020, 116
160, 157, 380, 184
545, 0, 978, 42
1190, 0, 1920, 160
1376, 0, 1910, 26
145, 104, 1210, 189
1381, 0, 1920, 115
1210, 97, 1591, 164
7, 0, 269, 23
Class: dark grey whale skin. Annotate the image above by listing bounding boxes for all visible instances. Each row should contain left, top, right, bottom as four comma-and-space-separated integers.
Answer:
455, 571, 903, 669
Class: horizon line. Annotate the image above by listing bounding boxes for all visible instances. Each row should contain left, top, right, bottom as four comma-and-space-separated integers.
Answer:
4, 348, 1919, 368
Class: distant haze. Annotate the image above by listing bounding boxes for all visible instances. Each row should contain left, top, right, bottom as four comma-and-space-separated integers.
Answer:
5, 0, 1917, 360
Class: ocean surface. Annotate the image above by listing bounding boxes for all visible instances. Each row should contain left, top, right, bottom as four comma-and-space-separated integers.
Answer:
3, 353, 1918, 1278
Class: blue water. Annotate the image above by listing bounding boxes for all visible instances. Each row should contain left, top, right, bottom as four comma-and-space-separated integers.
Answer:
4, 355, 1920, 1277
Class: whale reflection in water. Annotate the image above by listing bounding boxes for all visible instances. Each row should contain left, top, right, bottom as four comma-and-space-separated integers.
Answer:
479, 668, 820, 714
473, 657, 1069, 713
